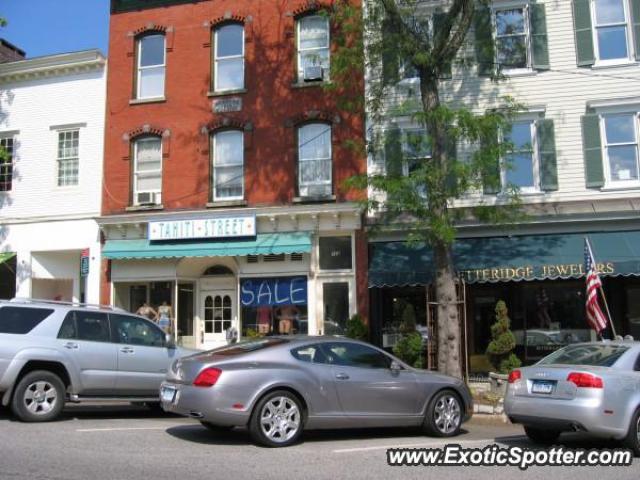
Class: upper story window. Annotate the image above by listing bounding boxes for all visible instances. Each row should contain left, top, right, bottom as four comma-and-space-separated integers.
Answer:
502, 121, 539, 193
494, 6, 530, 69
602, 112, 639, 185
0, 135, 15, 192
213, 24, 244, 92
137, 34, 166, 99
298, 123, 332, 197
297, 15, 330, 83
133, 137, 162, 206
592, 0, 632, 61
57, 129, 79, 187
212, 130, 244, 201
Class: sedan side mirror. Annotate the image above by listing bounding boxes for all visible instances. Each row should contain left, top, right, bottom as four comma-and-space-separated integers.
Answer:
390, 361, 402, 374
165, 333, 176, 349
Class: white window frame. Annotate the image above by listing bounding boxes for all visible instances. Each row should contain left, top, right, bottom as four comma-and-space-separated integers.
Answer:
133, 137, 163, 205
56, 129, 80, 187
212, 130, 244, 201
0, 133, 16, 193
599, 110, 640, 187
137, 34, 166, 100
590, 0, 635, 65
500, 119, 541, 194
213, 24, 245, 92
492, 2, 533, 73
298, 123, 333, 197
297, 14, 330, 83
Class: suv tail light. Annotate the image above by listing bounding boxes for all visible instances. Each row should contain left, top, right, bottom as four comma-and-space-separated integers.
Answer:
193, 367, 222, 387
508, 369, 522, 384
566, 372, 603, 389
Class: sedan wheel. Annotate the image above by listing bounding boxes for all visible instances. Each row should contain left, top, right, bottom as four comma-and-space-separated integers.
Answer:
249, 391, 303, 447
424, 390, 462, 437
622, 408, 640, 457
11, 370, 65, 422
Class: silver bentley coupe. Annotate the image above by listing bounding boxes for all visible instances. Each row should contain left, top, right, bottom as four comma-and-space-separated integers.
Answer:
504, 340, 640, 456
160, 336, 473, 447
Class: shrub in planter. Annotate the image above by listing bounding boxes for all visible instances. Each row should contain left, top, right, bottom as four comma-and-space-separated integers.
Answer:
393, 331, 424, 368
345, 314, 368, 341
486, 300, 521, 374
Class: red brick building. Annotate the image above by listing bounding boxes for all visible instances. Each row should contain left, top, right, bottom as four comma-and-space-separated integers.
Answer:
99, 0, 367, 349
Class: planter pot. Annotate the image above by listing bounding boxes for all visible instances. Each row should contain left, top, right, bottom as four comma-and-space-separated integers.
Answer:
488, 372, 509, 396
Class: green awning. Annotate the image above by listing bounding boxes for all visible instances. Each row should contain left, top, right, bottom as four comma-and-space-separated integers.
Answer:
369, 231, 640, 287
103, 232, 311, 260
0, 252, 16, 265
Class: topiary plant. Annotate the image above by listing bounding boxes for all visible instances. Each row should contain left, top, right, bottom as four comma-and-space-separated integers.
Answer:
393, 331, 424, 368
486, 300, 521, 374
345, 314, 368, 341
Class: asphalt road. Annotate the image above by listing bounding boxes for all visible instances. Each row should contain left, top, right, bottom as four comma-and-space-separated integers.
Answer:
0, 403, 637, 480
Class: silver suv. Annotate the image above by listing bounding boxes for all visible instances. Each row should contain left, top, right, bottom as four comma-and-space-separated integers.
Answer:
0, 298, 197, 422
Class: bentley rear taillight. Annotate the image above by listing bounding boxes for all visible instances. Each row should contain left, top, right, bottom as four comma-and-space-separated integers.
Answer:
193, 367, 222, 387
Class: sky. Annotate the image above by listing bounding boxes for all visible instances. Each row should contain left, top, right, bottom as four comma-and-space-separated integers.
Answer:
1, 0, 110, 58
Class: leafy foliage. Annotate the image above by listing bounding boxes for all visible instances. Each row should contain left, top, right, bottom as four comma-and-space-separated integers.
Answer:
393, 331, 423, 368
486, 300, 521, 374
345, 314, 368, 340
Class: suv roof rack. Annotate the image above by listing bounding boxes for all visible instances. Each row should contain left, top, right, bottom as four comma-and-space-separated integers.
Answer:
8, 297, 128, 313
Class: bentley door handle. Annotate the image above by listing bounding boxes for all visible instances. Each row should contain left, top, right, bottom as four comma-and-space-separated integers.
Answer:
335, 372, 350, 380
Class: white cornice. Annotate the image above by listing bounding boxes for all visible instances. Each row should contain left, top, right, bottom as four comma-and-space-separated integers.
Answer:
0, 50, 106, 84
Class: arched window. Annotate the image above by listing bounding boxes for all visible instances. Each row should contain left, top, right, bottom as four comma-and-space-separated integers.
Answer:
213, 23, 244, 92
133, 136, 162, 205
136, 33, 166, 99
298, 123, 332, 197
297, 15, 329, 83
212, 130, 244, 200
203, 265, 234, 276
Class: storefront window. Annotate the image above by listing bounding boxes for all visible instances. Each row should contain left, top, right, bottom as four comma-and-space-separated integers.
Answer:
323, 282, 350, 335
378, 287, 427, 349
129, 285, 147, 313
319, 236, 352, 270
240, 276, 308, 337
177, 282, 194, 337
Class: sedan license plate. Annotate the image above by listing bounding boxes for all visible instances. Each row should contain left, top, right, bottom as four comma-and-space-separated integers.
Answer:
531, 380, 555, 394
160, 385, 177, 403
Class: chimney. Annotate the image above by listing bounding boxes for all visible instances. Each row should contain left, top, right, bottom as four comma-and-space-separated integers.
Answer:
0, 38, 26, 63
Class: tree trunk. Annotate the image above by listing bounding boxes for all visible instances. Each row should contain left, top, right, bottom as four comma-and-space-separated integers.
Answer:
433, 240, 462, 378
419, 69, 462, 379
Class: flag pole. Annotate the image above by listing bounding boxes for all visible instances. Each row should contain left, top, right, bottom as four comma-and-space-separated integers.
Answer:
587, 238, 617, 338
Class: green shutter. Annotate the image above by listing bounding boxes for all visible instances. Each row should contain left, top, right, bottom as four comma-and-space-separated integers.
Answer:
474, 5, 495, 77
581, 114, 604, 188
382, 19, 400, 86
385, 128, 403, 177
537, 119, 558, 191
481, 131, 501, 195
433, 13, 453, 79
572, 0, 595, 66
530, 3, 550, 70
631, 0, 640, 61
445, 136, 458, 193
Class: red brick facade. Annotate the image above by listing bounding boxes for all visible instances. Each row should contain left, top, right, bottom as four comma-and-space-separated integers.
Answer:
103, 0, 365, 213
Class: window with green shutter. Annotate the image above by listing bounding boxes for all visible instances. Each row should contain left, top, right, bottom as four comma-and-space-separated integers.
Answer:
582, 114, 604, 188
475, 5, 495, 76
537, 119, 558, 191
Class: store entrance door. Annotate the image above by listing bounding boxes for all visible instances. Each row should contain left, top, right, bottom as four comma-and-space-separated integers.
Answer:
201, 289, 235, 349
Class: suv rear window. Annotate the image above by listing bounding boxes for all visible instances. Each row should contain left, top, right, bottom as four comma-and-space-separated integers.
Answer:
538, 344, 629, 367
0, 306, 54, 334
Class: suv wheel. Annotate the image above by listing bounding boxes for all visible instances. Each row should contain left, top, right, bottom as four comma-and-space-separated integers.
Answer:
249, 390, 304, 447
622, 408, 640, 457
11, 370, 65, 422
524, 426, 560, 445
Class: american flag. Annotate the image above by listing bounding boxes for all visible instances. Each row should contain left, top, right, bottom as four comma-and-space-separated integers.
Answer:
584, 238, 608, 334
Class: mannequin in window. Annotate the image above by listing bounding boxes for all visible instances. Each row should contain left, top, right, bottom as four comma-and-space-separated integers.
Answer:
157, 301, 173, 333
136, 302, 158, 322
275, 304, 300, 335
256, 306, 272, 335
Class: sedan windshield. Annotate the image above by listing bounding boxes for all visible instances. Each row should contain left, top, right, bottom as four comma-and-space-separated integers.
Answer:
538, 344, 629, 367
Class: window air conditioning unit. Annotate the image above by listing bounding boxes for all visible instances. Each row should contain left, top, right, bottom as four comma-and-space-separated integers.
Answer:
136, 191, 159, 206
303, 65, 324, 82
301, 184, 331, 198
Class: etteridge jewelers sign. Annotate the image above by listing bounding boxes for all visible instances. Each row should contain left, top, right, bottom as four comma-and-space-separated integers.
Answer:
148, 215, 256, 241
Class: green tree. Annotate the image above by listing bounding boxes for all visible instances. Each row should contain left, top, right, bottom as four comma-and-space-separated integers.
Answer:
486, 300, 521, 374
330, 0, 523, 378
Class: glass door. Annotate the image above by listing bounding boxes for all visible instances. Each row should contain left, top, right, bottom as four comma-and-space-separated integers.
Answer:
201, 289, 235, 349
